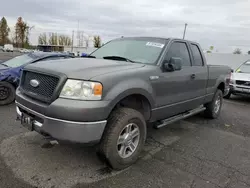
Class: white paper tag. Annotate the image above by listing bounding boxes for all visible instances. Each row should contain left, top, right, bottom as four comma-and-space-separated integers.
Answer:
146, 42, 165, 48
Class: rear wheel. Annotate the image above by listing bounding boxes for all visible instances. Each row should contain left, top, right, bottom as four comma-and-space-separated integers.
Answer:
204, 89, 223, 119
98, 107, 146, 170
0, 82, 16, 106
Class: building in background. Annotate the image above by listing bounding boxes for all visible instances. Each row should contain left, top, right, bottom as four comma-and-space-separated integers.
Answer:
37, 45, 64, 52
64, 46, 97, 56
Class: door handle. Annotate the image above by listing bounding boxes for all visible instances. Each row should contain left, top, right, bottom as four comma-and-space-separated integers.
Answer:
191, 74, 196, 79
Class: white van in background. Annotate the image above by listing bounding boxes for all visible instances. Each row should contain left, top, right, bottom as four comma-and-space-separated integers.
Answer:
4, 44, 14, 52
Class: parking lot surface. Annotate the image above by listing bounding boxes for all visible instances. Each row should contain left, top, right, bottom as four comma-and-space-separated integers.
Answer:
0, 52, 22, 62
1, 96, 250, 188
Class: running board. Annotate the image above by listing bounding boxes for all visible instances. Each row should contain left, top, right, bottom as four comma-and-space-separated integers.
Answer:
155, 106, 206, 129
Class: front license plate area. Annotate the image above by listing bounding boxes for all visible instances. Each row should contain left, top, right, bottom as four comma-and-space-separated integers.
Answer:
21, 113, 33, 131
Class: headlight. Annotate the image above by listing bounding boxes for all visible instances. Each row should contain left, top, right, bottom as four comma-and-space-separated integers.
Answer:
60, 79, 103, 100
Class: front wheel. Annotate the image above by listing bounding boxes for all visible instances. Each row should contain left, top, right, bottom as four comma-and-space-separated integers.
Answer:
98, 108, 146, 170
0, 82, 16, 106
204, 90, 223, 119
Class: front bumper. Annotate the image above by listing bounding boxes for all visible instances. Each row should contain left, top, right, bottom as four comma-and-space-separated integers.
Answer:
229, 84, 250, 95
16, 102, 107, 144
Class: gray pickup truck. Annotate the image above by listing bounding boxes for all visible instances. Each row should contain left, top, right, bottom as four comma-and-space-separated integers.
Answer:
16, 37, 231, 170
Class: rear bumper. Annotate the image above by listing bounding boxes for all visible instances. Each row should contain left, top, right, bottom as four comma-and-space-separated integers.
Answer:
16, 102, 107, 144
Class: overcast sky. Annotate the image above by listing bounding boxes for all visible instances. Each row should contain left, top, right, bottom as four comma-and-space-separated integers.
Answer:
1, 0, 250, 53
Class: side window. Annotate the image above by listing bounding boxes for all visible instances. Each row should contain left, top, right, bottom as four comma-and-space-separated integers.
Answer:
191, 44, 203, 66
165, 42, 191, 66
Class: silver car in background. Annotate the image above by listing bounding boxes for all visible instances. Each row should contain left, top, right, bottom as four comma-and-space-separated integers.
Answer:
225, 60, 250, 99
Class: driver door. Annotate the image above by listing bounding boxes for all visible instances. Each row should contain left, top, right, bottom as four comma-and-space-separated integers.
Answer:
151, 41, 197, 120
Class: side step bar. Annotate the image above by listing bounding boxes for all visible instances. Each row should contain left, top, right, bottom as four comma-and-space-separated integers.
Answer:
154, 106, 206, 129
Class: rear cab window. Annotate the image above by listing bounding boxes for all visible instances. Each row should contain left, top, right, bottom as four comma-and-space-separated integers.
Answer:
191, 44, 204, 66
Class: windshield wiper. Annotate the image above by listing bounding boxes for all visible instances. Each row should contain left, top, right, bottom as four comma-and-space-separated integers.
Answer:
103, 56, 136, 63
82, 55, 96, 58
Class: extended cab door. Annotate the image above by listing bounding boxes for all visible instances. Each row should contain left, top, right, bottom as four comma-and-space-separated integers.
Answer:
151, 40, 199, 121
188, 43, 208, 105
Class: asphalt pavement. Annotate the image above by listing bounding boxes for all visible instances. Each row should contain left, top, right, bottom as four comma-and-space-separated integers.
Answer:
1, 96, 250, 188
0, 51, 22, 62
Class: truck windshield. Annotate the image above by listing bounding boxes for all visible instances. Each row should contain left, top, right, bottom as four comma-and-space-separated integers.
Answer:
91, 38, 168, 64
2, 54, 35, 68
236, 61, 250, 73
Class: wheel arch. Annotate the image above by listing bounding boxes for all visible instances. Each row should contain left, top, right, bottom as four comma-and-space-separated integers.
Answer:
108, 90, 154, 121
217, 82, 225, 94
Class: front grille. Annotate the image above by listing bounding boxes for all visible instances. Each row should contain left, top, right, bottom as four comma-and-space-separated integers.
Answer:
20, 71, 59, 102
236, 80, 250, 86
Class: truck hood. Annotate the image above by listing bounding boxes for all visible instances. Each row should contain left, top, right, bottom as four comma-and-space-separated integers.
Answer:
233, 72, 250, 81
25, 58, 145, 80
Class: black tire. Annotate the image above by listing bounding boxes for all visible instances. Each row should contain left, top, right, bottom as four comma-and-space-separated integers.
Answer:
223, 90, 231, 99
0, 81, 16, 106
98, 107, 147, 170
204, 89, 223, 119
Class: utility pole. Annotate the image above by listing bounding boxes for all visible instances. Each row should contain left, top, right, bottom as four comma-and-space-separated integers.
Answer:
183, 23, 188, 39
71, 30, 74, 52
77, 20, 80, 47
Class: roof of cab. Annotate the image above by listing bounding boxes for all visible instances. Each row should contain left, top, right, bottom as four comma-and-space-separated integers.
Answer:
111, 36, 199, 45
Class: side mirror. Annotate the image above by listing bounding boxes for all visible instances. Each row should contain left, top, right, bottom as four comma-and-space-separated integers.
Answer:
163, 57, 182, 72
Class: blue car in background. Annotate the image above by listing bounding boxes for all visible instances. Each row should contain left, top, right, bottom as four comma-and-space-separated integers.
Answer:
0, 52, 74, 105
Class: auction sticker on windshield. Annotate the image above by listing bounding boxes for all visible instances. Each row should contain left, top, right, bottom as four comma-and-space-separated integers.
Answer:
146, 42, 165, 48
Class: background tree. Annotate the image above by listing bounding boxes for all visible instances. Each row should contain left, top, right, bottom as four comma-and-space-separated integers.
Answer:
206, 46, 214, 53
9, 30, 16, 45
83, 36, 90, 48
38, 33, 48, 45
0, 17, 10, 45
15, 17, 31, 48
93, 35, 101, 48
58, 34, 72, 46
48, 33, 58, 45
24, 25, 34, 48
248, 51, 250, 55
209, 46, 214, 52
39, 33, 72, 46
233, 48, 242, 54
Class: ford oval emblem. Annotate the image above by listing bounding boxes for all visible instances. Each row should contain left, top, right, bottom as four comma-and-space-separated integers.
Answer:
30, 79, 40, 88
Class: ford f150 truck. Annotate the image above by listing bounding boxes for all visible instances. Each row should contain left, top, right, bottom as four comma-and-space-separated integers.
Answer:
15, 37, 231, 170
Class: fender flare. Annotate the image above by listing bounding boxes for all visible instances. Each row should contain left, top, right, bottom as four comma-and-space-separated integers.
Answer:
103, 79, 155, 114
